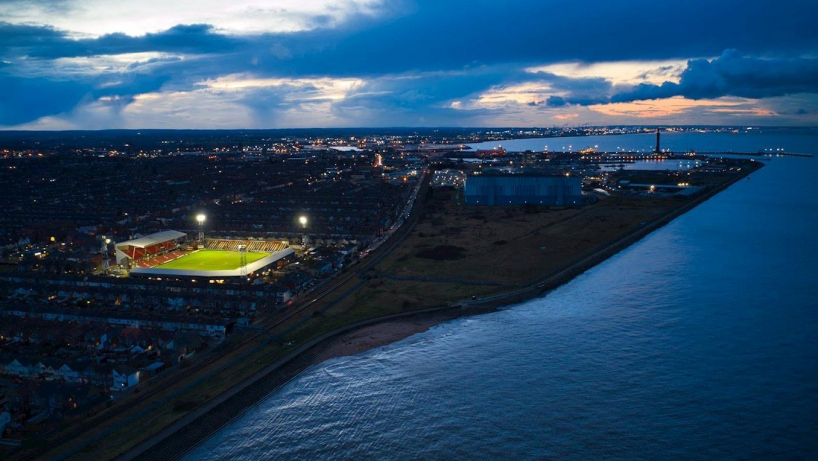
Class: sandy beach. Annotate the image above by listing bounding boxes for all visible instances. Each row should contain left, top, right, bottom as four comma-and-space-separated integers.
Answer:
313, 311, 471, 362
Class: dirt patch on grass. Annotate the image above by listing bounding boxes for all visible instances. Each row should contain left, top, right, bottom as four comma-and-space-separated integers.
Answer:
379, 189, 681, 284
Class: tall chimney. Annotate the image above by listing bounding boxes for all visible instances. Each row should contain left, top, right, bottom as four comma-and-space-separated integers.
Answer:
655, 128, 661, 153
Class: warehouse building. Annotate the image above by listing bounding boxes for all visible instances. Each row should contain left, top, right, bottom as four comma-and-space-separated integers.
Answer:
464, 174, 584, 205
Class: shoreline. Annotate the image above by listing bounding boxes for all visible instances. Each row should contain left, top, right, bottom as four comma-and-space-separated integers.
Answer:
122, 161, 762, 460
120, 308, 477, 461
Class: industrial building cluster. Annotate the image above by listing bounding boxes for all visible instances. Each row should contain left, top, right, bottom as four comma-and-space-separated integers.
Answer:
464, 175, 584, 206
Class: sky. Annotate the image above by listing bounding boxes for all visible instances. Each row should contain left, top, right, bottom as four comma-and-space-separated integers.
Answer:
1, 0, 817, 129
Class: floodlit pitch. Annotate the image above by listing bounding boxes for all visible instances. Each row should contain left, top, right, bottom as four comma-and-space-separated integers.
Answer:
155, 250, 270, 271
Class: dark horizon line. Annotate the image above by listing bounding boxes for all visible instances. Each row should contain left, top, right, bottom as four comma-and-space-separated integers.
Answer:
0, 125, 816, 134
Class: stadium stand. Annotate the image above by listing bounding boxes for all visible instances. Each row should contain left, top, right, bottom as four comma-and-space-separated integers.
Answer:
205, 239, 287, 253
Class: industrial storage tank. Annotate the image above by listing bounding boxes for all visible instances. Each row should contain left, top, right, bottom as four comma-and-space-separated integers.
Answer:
464, 174, 583, 206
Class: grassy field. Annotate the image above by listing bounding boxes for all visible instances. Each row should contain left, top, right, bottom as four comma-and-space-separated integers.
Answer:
156, 250, 269, 270
300, 188, 681, 323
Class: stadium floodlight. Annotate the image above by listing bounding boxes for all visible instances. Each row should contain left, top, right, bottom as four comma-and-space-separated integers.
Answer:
299, 215, 309, 248
197, 213, 206, 242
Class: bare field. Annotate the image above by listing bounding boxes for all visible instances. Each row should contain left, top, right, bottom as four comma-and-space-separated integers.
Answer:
311, 190, 679, 320
379, 190, 678, 284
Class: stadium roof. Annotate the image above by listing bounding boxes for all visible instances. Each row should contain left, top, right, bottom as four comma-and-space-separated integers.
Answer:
117, 230, 187, 249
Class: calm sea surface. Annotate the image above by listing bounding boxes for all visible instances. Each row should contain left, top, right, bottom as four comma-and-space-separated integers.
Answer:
188, 131, 818, 460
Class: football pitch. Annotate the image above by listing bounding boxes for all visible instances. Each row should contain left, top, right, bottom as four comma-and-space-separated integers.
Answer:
156, 250, 269, 270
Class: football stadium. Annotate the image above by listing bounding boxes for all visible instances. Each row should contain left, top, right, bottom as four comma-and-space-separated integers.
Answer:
153, 250, 270, 271
114, 230, 294, 279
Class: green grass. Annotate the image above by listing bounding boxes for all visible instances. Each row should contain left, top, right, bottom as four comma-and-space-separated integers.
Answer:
156, 250, 269, 271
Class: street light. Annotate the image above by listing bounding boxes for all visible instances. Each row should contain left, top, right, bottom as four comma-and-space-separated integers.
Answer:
196, 213, 206, 243
298, 215, 308, 248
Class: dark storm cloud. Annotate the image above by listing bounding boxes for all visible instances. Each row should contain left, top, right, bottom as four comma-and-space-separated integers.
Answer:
0, 74, 172, 125
546, 96, 567, 107
1, 0, 817, 126
532, 73, 612, 107
297, 0, 818, 73
611, 50, 818, 103
0, 23, 241, 59
0, 75, 89, 124
0, 53, 174, 124
3, 0, 816, 72
0, 22, 68, 53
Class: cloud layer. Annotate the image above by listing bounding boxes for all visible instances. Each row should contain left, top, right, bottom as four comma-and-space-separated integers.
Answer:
612, 50, 818, 103
1, 0, 817, 128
